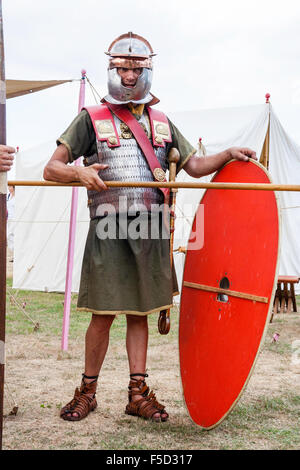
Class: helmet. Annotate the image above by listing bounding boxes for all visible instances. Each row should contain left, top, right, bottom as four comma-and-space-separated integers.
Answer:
104, 32, 155, 105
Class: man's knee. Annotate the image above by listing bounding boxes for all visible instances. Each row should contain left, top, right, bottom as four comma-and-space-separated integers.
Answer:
126, 314, 148, 325
90, 313, 115, 332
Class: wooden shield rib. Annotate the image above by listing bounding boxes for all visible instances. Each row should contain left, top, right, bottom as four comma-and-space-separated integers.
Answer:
179, 159, 280, 429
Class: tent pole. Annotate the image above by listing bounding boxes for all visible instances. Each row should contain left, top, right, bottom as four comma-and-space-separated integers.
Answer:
61, 70, 86, 352
0, 0, 6, 450
260, 93, 271, 169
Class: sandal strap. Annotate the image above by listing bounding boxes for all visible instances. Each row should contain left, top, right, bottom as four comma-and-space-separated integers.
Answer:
67, 388, 95, 415
60, 383, 97, 420
126, 389, 167, 420
82, 373, 98, 385
128, 379, 149, 395
126, 375, 168, 421
130, 373, 148, 379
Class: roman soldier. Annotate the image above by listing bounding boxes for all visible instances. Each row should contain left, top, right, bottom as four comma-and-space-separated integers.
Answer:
43, 32, 256, 422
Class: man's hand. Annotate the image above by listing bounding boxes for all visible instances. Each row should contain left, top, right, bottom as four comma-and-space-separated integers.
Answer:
0, 145, 15, 172
184, 145, 258, 178
43, 145, 109, 192
228, 147, 257, 162
76, 163, 109, 191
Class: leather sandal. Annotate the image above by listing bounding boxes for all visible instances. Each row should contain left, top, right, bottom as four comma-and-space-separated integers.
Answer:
60, 374, 98, 421
125, 373, 169, 422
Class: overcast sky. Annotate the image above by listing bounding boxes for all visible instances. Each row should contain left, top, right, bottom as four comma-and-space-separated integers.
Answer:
3, 0, 300, 158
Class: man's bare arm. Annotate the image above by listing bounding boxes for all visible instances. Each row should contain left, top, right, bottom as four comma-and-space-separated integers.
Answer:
183, 147, 257, 178
43, 144, 108, 191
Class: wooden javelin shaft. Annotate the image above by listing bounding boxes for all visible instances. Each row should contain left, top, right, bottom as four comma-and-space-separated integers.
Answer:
7, 180, 300, 191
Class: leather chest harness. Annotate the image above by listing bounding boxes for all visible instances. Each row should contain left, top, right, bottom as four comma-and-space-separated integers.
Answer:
82, 103, 172, 218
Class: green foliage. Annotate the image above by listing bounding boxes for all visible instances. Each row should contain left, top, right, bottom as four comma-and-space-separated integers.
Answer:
5, 282, 179, 340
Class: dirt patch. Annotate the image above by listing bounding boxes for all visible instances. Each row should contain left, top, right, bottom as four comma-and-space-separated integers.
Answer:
2, 312, 300, 450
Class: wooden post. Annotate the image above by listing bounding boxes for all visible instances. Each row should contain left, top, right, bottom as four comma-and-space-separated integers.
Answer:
158, 148, 180, 335
168, 148, 180, 257
259, 93, 271, 169
0, 0, 6, 450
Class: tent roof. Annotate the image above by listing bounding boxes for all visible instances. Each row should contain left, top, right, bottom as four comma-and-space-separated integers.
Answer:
6, 79, 72, 99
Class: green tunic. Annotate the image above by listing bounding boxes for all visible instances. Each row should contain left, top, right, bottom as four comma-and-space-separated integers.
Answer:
57, 106, 196, 315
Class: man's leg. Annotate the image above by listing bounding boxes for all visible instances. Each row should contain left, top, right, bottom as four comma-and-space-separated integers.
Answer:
126, 314, 148, 374
85, 313, 115, 377
125, 314, 168, 421
63, 313, 115, 420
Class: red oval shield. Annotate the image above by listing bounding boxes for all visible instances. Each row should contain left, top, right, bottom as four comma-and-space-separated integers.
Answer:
179, 160, 280, 429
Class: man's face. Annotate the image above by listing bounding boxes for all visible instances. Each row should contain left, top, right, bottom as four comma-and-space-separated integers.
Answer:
117, 67, 142, 88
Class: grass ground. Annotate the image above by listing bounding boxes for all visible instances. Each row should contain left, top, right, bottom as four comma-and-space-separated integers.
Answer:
2, 278, 300, 450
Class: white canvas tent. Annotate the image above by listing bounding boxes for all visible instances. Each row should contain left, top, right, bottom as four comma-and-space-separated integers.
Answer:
11, 103, 300, 295
169, 103, 300, 294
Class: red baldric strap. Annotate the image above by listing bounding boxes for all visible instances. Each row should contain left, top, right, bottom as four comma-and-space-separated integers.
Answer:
106, 102, 170, 201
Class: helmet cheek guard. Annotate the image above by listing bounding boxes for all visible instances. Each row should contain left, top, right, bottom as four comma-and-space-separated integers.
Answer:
107, 67, 153, 105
